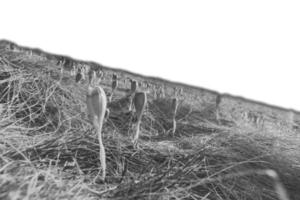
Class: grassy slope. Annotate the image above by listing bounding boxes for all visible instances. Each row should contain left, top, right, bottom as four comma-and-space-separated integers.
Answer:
1, 40, 300, 200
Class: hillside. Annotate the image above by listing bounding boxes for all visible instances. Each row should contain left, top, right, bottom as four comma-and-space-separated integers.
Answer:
1, 40, 300, 200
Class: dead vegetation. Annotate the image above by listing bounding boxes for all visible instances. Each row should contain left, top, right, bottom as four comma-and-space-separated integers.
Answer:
1, 41, 300, 200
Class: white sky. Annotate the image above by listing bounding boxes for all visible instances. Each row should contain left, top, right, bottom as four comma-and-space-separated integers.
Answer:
1, 1, 300, 110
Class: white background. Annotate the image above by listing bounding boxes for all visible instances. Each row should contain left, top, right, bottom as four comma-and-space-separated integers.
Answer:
1, 1, 299, 110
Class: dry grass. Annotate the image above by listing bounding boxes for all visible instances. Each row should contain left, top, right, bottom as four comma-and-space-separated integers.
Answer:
1, 41, 300, 200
